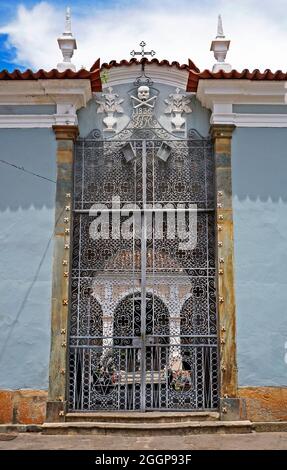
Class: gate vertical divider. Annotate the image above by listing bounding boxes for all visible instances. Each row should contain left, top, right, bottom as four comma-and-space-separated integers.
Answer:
132, 152, 137, 411
140, 139, 147, 411
152, 140, 156, 408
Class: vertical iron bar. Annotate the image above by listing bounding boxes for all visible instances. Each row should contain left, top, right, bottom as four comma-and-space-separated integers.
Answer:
210, 346, 213, 408
195, 347, 198, 409
152, 142, 156, 408
202, 346, 205, 409
132, 157, 137, 410
73, 348, 77, 409
140, 139, 147, 411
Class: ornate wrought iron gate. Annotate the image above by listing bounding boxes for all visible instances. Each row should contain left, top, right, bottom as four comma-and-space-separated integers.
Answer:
68, 131, 218, 411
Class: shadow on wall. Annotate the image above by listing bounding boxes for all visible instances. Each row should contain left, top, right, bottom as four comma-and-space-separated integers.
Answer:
232, 128, 287, 203
0, 129, 57, 211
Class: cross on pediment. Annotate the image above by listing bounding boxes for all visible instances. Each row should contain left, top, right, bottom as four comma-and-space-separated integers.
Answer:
130, 41, 156, 60
131, 41, 156, 85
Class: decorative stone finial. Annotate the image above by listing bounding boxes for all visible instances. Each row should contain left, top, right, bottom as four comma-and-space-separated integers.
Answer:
57, 7, 77, 72
216, 14, 224, 38
210, 15, 231, 72
65, 7, 72, 33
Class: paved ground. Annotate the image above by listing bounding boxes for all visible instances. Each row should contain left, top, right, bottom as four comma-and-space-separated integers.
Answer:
0, 432, 287, 450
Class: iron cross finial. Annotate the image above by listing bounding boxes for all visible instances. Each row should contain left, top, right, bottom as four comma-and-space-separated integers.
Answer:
130, 41, 156, 59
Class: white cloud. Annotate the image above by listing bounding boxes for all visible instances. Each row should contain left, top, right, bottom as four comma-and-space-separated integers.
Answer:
0, 0, 287, 71
0, 2, 61, 69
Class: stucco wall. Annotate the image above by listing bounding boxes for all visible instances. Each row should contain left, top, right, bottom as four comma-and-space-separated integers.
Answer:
0, 128, 56, 389
3, 101, 286, 391
232, 127, 287, 386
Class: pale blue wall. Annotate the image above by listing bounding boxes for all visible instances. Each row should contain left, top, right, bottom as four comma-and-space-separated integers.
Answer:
232, 127, 287, 386
0, 129, 56, 389
233, 104, 287, 114
2, 104, 286, 390
0, 105, 56, 115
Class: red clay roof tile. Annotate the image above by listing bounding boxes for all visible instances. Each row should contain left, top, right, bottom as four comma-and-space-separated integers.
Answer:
99, 57, 198, 71
1, 57, 287, 94
0, 58, 102, 92
186, 68, 287, 92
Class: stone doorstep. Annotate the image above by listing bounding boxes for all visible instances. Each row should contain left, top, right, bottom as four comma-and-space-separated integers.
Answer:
2, 421, 287, 435
253, 422, 287, 433
0, 425, 42, 433
65, 411, 220, 423
0, 433, 18, 441
41, 420, 253, 435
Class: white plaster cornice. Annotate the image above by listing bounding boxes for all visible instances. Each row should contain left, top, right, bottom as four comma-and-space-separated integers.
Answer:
0, 113, 82, 128
210, 112, 287, 127
0, 79, 92, 128
197, 79, 287, 108
0, 115, 53, 128
103, 64, 189, 90
196, 79, 287, 127
0, 79, 92, 108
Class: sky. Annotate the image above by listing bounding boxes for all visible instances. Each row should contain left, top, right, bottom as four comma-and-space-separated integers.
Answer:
0, 0, 286, 72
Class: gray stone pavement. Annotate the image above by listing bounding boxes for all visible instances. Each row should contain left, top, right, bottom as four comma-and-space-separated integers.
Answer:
0, 432, 287, 450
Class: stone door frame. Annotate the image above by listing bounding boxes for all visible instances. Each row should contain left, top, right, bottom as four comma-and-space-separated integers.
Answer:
46, 123, 240, 422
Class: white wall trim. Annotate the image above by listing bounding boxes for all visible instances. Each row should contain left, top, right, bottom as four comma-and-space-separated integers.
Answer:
0, 80, 92, 106
197, 79, 287, 108
0, 113, 79, 128
211, 112, 287, 127
197, 79, 287, 127
2, 77, 287, 128
0, 79, 92, 128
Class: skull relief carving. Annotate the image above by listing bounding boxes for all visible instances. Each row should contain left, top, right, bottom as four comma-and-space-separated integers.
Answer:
131, 85, 157, 110
137, 85, 150, 101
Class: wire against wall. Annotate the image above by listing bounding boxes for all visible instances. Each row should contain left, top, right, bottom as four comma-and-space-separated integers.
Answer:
0, 158, 56, 184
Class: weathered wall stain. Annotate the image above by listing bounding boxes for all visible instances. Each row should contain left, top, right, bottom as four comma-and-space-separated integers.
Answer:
239, 387, 287, 422
0, 389, 47, 424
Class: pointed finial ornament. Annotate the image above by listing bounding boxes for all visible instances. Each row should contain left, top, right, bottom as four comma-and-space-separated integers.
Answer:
65, 7, 72, 33
210, 14, 231, 72
216, 14, 224, 38
57, 7, 77, 72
